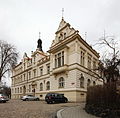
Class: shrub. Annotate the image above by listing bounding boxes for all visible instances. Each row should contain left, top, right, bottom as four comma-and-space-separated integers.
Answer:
85, 82, 120, 118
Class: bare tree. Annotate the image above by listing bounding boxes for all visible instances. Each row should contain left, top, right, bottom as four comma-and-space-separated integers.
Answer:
0, 40, 18, 82
93, 32, 120, 83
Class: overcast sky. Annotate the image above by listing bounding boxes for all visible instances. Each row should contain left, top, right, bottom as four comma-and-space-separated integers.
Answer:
0, 0, 120, 85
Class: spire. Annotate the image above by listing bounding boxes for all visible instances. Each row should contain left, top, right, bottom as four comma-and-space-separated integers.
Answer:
39, 32, 41, 39
37, 32, 43, 52
62, 8, 64, 19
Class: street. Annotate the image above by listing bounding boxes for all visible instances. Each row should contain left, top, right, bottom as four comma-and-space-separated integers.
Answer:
0, 99, 80, 118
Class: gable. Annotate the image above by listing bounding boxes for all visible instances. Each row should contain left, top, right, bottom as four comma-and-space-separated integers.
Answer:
51, 18, 78, 47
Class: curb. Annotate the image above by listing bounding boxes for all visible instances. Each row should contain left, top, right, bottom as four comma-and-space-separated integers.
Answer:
56, 109, 65, 118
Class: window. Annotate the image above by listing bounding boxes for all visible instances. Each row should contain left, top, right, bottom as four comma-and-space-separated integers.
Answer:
93, 60, 97, 71
80, 74, 84, 88
59, 77, 65, 88
33, 69, 36, 77
29, 85, 31, 92
15, 88, 17, 93
40, 67, 43, 76
81, 51, 85, 66
18, 88, 19, 93
46, 81, 50, 90
23, 74, 26, 81
87, 79, 91, 87
64, 33, 66, 38
40, 83, 43, 91
58, 53, 61, 67
88, 55, 92, 69
55, 55, 57, 68
93, 81, 96, 86
62, 51, 64, 66
55, 51, 64, 68
46, 64, 50, 74
28, 71, 31, 79
20, 87, 22, 93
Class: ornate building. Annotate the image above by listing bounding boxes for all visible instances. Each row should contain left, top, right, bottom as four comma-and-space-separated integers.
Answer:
11, 18, 102, 102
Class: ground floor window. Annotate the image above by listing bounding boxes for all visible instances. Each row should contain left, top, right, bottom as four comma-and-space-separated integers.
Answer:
59, 77, 65, 88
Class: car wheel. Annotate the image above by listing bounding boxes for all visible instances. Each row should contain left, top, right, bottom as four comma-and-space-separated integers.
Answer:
52, 100, 55, 104
25, 98, 28, 101
47, 101, 49, 104
64, 99, 68, 103
36, 98, 39, 101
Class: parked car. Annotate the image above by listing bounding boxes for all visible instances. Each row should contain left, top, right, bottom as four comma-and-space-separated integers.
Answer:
45, 93, 68, 104
0, 94, 9, 103
21, 95, 40, 101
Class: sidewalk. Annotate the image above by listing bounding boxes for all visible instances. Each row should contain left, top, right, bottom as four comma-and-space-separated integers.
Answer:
57, 103, 99, 118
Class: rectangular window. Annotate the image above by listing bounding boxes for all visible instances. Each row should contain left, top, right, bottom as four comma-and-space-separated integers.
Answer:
46, 64, 50, 74
93, 59, 97, 71
28, 71, 31, 79
55, 55, 57, 68
40, 67, 43, 76
24, 74, 26, 81
88, 55, 92, 69
55, 51, 64, 68
81, 51, 85, 66
62, 51, 64, 66
33, 69, 36, 77
58, 53, 61, 67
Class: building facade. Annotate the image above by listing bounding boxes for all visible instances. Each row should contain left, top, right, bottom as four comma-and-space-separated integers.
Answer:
11, 18, 102, 102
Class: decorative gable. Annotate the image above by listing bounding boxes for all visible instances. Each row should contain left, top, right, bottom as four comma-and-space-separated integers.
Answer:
51, 18, 79, 46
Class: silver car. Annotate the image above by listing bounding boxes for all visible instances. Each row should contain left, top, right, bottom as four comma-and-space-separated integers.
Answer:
0, 94, 9, 103
21, 95, 40, 101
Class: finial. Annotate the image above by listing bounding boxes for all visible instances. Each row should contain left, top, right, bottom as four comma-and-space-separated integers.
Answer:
39, 32, 41, 39
85, 32, 87, 41
62, 8, 64, 19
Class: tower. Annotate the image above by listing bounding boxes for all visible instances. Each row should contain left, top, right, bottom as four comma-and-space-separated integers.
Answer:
37, 32, 43, 52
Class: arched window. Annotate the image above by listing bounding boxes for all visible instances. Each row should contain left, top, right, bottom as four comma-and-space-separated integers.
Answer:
59, 77, 65, 88
80, 74, 84, 88
46, 81, 50, 90
40, 83, 43, 91
93, 81, 96, 86
87, 79, 91, 87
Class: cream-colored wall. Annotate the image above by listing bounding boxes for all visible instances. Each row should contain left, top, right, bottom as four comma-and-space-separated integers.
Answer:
11, 19, 102, 102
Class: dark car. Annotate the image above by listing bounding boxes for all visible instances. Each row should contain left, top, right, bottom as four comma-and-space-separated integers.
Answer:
45, 93, 68, 104
21, 95, 40, 101
0, 94, 9, 103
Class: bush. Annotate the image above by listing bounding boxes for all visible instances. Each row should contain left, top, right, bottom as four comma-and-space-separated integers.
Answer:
85, 82, 120, 118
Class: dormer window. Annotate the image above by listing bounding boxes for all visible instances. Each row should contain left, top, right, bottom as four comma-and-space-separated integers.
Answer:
60, 33, 63, 39
64, 33, 66, 38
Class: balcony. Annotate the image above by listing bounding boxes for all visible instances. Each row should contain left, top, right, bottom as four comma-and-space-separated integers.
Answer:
53, 65, 68, 74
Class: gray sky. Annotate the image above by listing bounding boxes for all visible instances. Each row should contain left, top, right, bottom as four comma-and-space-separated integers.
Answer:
0, 0, 120, 85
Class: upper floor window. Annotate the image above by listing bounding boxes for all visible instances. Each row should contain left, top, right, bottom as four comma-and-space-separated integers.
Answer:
40, 67, 43, 76
46, 64, 50, 74
46, 81, 50, 90
59, 77, 65, 88
79, 74, 84, 88
23, 74, 26, 81
33, 69, 37, 77
88, 55, 92, 69
87, 79, 91, 87
55, 51, 64, 68
28, 71, 31, 79
64, 33, 66, 38
40, 83, 43, 91
80, 51, 85, 66
93, 59, 97, 71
